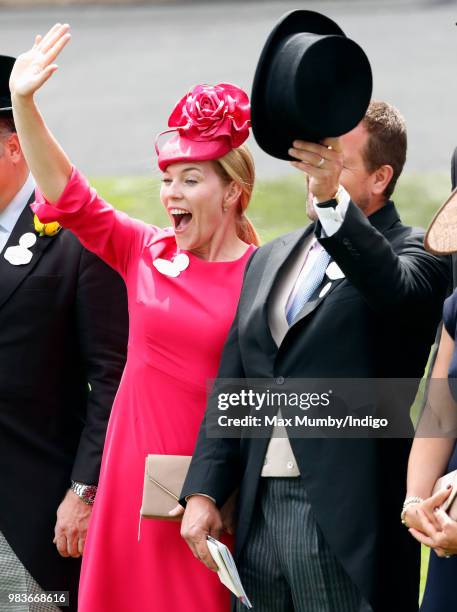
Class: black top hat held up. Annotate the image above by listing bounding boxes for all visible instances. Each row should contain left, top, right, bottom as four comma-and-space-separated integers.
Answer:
0, 55, 16, 113
251, 10, 373, 160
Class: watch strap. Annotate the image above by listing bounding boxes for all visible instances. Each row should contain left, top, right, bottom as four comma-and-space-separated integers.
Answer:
70, 480, 97, 505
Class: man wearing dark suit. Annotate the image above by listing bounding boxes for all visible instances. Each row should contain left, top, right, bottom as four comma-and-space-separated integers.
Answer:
180, 101, 450, 611
0, 56, 128, 611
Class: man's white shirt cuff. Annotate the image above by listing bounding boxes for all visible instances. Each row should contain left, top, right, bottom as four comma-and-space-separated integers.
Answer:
313, 185, 351, 237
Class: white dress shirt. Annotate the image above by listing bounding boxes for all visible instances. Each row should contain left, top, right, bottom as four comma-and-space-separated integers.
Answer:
0, 173, 36, 253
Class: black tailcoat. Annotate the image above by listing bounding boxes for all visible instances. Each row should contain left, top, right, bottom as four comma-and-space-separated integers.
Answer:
0, 198, 128, 611
181, 201, 450, 611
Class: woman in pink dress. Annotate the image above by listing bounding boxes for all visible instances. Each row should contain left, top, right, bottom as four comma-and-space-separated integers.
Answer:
10, 24, 259, 612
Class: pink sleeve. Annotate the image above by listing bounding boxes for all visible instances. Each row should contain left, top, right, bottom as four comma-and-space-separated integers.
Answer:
32, 166, 158, 277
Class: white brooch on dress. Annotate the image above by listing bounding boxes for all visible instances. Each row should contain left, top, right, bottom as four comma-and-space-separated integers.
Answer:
152, 253, 189, 278
4, 232, 37, 266
325, 261, 345, 280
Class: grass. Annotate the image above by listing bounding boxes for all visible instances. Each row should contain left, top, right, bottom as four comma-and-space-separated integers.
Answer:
421, 546, 430, 604
90, 170, 452, 602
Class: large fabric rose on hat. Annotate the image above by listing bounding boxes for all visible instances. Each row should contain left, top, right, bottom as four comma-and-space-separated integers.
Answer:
168, 83, 250, 148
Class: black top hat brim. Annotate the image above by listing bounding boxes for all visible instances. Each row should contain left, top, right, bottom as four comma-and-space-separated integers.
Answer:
251, 10, 373, 160
0, 55, 16, 114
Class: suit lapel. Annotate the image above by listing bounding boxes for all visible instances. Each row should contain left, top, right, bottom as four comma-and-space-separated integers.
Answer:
250, 224, 315, 351
255, 223, 315, 313
0, 199, 58, 311
291, 274, 345, 326
288, 203, 401, 328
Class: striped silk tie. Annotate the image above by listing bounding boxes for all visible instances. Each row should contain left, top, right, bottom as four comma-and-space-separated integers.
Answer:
286, 248, 331, 325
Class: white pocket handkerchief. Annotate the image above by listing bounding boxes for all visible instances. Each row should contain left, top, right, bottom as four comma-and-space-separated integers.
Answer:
326, 261, 345, 280
319, 282, 332, 298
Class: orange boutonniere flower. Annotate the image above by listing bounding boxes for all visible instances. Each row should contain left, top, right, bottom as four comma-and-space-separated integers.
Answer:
33, 214, 61, 237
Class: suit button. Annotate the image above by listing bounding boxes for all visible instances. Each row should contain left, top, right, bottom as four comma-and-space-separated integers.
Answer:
275, 376, 285, 385
343, 238, 351, 246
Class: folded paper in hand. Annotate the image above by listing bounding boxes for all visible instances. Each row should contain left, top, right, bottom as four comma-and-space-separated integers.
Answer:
207, 536, 252, 609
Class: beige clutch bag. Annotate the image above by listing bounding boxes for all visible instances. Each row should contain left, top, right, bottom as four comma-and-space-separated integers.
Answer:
432, 469, 457, 520
140, 454, 191, 521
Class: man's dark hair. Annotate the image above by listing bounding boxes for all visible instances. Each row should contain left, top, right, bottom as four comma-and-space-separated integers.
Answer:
361, 100, 407, 200
0, 113, 16, 139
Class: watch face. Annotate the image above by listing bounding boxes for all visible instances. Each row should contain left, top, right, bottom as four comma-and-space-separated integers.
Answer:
82, 486, 97, 503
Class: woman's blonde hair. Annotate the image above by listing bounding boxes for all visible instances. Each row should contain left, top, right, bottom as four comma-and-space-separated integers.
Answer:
213, 144, 260, 246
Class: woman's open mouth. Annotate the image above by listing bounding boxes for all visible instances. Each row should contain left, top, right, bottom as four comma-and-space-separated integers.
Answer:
170, 208, 193, 232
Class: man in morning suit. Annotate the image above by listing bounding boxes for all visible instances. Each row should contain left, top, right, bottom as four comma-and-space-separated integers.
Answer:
180, 99, 450, 611
0, 56, 128, 611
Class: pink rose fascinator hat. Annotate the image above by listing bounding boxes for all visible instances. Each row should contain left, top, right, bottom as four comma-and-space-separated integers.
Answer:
155, 82, 251, 171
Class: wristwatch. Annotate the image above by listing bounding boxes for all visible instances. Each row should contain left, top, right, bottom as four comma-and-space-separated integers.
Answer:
70, 480, 97, 505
